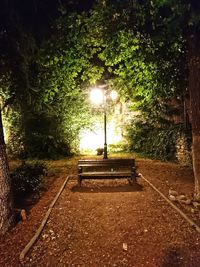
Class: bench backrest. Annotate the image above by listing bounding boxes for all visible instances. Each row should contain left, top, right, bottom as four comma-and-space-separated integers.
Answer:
78, 159, 135, 168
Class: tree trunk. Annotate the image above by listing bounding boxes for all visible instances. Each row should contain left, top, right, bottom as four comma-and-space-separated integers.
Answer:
188, 34, 200, 199
0, 110, 14, 235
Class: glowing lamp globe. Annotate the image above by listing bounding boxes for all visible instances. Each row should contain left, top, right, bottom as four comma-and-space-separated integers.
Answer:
90, 88, 104, 105
110, 90, 118, 101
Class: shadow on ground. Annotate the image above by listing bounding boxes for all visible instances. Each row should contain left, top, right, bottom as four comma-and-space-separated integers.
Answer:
162, 246, 188, 267
71, 182, 143, 193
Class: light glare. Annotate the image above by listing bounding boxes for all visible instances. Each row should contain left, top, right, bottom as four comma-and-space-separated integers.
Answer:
90, 88, 104, 105
110, 90, 118, 100
80, 122, 122, 152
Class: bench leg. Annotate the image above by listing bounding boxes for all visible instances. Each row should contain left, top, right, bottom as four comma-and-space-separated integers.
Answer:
128, 176, 136, 186
128, 178, 133, 186
78, 176, 82, 187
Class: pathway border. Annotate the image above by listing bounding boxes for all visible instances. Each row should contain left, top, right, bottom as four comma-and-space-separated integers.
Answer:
19, 175, 72, 262
139, 173, 200, 233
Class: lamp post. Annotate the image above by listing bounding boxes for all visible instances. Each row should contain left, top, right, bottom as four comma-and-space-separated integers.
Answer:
90, 87, 118, 159
103, 97, 108, 159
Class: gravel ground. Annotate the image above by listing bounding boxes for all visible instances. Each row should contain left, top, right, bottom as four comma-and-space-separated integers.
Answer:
1, 157, 200, 267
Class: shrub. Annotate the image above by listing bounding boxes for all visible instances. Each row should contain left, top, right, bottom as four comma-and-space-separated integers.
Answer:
127, 122, 185, 161
11, 161, 48, 197
96, 148, 104, 155
24, 133, 71, 159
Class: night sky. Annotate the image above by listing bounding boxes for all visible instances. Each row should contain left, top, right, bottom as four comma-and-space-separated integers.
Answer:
0, 0, 95, 40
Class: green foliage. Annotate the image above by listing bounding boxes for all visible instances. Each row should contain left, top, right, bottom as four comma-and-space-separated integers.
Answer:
22, 112, 70, 159
1, 0, 193, 161
11, 161, 48, 197
94, 0, 190, 161
31, 9, 109, 157
127, 121, 183, 160
3, 10, 96, 158
4, 109, 25, 157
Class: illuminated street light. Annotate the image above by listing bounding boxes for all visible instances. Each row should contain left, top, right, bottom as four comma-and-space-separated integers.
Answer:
110, 90, 118, 101
90, 88, 104, 105
90, 86, 118, 159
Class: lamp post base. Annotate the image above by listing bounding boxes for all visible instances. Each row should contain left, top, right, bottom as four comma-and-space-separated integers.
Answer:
103, 144, 108, 159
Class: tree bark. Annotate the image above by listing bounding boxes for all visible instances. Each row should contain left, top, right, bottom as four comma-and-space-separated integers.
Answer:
0, 110, 14, 235
188, 34, 200, 199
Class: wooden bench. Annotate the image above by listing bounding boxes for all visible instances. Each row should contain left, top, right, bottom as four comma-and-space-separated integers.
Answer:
77, 158, 137, 186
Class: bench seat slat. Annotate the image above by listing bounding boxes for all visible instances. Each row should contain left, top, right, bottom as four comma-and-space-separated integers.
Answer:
78, 164, 135, 167
78, 160, 134, 163
79, 171, 133, 177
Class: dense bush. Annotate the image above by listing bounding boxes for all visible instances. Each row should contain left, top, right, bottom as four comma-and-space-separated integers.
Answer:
22, 112, 72, 159
6, 110, 72, 159
24, 133, 71, 159
127, 122, 184, 160
11, 161, 48, 197
5, 92, 92, 159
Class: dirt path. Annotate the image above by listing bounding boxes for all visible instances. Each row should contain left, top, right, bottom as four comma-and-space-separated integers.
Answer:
1, 157, 200, 267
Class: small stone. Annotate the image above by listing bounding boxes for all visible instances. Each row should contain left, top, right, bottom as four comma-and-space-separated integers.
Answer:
21, 209, 27, 221
42, 234, 49, 240
193, 202, 200, 208
123, 243, 128, 251
169, 195, 176, 201
169, 190, 178, 196
182, 199, 192, 205
49, 229, 54, 235
177, 195, 187, 200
